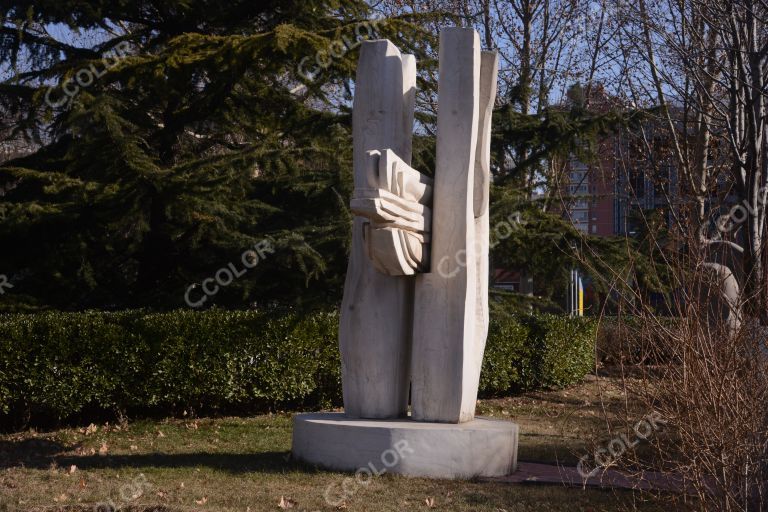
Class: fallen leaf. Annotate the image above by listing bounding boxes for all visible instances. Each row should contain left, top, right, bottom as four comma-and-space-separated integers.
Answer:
98, 443, 108, 456
79, 478, 86, 489
53, 493, 68, 503
68, 464, 77, 474
425, 497, 436, 508
130, 445, 138, 451
195, 496, 208, 505
84, 424, 97, 436
278, 496, 296, 509
156, 430, 166, 438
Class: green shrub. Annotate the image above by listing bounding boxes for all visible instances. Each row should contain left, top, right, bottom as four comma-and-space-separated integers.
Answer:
480, 316, 532, 394
0, 309, 594, 428
480, 314, 596, 394
525, 314, 596, 389
0, 309, 342, 427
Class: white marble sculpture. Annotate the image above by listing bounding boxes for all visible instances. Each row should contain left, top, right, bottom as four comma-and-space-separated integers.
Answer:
293, 28, 517, 479
703, 240, 743, 332
339, 28, 499, 423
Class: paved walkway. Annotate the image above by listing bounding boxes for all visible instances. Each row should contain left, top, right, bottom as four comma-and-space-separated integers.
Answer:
488, 462, 688, 493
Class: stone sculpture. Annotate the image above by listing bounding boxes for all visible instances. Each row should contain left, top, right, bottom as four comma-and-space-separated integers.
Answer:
341, 27, 497, 424
703, 240, 743, 332
292, 27, 518, 479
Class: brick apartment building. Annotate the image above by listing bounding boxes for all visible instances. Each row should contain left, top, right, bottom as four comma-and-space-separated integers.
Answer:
561, 87, 678, 238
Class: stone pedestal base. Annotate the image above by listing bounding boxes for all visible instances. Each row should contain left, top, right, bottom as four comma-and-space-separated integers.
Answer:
291, 412, 518, 479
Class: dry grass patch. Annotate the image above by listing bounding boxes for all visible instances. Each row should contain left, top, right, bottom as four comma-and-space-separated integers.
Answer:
0, 374, 673, 511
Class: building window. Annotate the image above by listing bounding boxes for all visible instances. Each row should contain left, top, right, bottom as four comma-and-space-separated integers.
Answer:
573, 199, 589, 209
568, 184, 589, 195
571, 210, 589, 222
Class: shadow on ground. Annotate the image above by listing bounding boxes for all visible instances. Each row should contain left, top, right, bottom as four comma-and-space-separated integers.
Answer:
0, 439, 305, 474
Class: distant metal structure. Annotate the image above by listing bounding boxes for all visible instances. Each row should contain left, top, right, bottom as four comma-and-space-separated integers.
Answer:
568, 268, 584, 316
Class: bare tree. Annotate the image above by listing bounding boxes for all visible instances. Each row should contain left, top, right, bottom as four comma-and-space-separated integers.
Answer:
609, 0, 768, 322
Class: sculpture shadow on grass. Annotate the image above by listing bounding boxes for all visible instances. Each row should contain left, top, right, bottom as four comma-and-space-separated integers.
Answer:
0, 438, 67, 465
0, 440, 313, 474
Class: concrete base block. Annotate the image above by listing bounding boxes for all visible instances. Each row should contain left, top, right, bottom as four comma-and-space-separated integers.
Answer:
291, 412, 518, 479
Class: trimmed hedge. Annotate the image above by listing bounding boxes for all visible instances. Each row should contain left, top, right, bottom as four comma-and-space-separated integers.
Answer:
480, 313, 596, 393
0, 309, 595, 428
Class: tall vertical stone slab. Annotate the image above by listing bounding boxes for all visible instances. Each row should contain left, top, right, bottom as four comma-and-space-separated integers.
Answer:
339, 40, 417, 419
401, 54, 416, 164
411, 28, 482, 423
468, 50, 499, 411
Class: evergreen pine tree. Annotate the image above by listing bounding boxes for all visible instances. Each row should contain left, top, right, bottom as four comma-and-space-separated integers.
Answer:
0, 1, 427, 310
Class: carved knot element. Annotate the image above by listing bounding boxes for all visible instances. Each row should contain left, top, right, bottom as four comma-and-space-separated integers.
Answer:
350, 149, 433, 275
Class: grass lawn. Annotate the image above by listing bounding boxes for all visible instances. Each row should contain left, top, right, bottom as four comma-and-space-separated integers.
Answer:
0, 375, 673, 511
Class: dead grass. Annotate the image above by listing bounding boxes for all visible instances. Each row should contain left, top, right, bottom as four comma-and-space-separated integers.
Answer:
0, 374, 673, 511
478, 372, 646, 466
